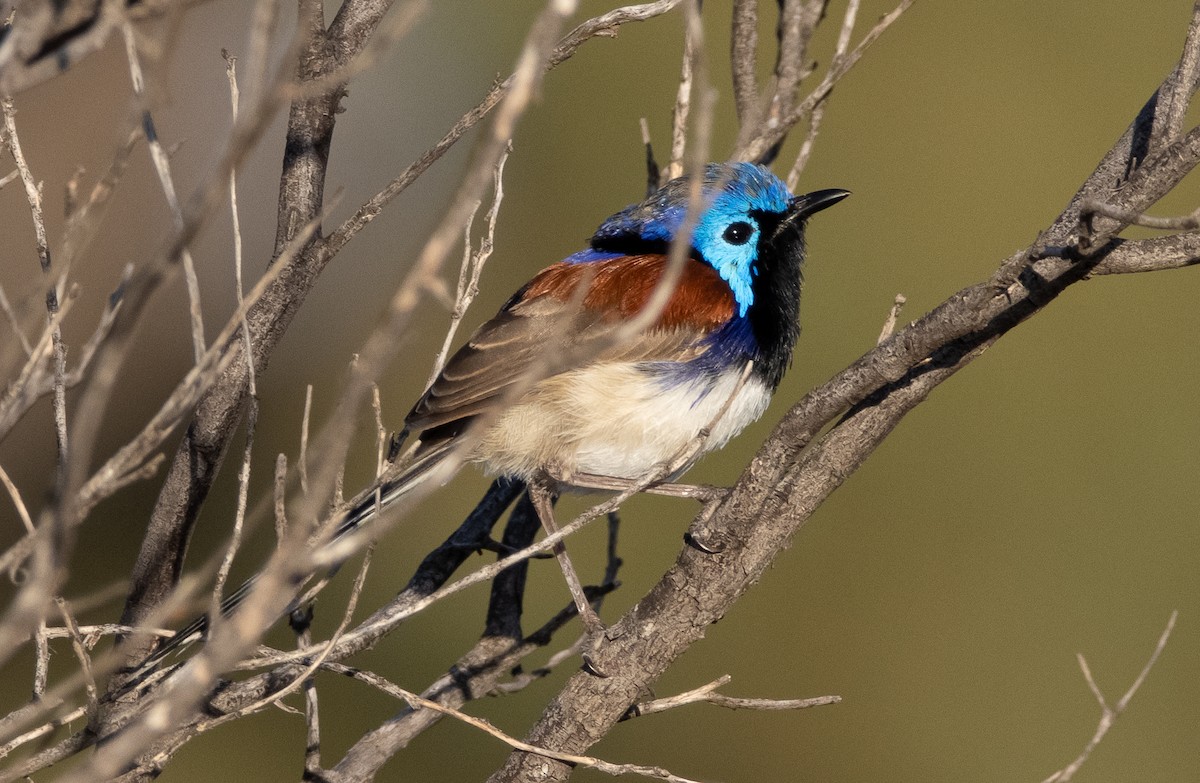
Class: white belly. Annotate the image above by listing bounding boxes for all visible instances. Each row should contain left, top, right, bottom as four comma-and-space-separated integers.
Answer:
475, 363, 772, 481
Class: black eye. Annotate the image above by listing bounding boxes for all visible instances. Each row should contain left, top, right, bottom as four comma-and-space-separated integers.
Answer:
722, 221, 754, 245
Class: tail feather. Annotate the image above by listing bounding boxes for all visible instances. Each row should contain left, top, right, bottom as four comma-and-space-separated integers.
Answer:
132, 443, 454, 675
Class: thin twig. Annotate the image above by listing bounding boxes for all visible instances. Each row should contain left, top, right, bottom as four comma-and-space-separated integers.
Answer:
76, 208, 327, 516
224, 49, 256, 398
240, 0, 282, 112
0, 462, 34, 535
38, 624, 175, 641
1, 92, 69, 701
1149, 2, 1200, 147
372, 385, 387, 475
53, 598, 98, 722
738, 0, 913, 162
334, 671, 707, 783
626, 675, 840, 719
877, 294, 906, 345
291, 611, 321, 778
1, 95, 67, 481
666, 0, 700, 180
60, 127, 141, 270
197, 545, 374, 728
786, 100, 825, 190
1079, 198, 1200, 231
122, 21, 206, 364
322, 0, 684, 257
639, 117, 660, 193
0, 282, 32, 356
1, 96, 50, 273
783, 0, 861, 185
0, 293, 74, 452
426, 143, 511, 387
213, 398, 257, 605
32, 619, 48, 700
275, 453, 289, 543
0, 705, 86, 761
300, 384, 313, 497
729, 0, 759, 126
1042, 611, 1178, 783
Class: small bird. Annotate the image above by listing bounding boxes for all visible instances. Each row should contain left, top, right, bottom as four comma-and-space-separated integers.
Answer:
143, 162, 847, 666
367, 162, 847, 507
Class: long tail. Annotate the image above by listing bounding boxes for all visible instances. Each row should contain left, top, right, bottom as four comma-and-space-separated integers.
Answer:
133, 442, 454, 674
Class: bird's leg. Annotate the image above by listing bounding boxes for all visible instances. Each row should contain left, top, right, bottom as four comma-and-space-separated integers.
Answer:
553, 470, 729, 554
527, 477, 605, 635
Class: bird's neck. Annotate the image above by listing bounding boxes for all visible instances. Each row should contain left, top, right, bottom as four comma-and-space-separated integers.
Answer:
745, 265, 802, 389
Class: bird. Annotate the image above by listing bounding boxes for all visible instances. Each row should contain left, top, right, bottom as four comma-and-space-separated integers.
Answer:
140, 162, 848, 668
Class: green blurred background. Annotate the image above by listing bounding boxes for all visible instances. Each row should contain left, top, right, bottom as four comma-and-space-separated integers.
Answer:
1, 0, 1198, 780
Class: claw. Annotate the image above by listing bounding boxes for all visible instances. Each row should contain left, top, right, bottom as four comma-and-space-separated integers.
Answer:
685, 529, 726, 554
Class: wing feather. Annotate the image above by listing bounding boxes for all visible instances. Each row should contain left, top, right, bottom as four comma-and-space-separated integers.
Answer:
405, 255, 733, 434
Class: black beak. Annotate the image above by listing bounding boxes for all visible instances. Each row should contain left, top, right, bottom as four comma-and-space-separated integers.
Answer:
788, 188, 851, 219
771, 188, 849, 241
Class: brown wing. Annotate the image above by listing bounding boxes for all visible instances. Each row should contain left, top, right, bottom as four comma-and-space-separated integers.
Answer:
404, 254, 735, 436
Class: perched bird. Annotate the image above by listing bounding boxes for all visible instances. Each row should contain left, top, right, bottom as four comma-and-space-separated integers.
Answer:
142, 162, 847, 667
363, 161, 848, 511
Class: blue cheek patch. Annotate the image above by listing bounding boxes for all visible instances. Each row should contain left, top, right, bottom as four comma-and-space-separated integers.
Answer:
694, 208, 760, 317
711, 255, 755, 317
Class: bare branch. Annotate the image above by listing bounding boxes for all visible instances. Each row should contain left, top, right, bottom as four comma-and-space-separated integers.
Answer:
212, 400, 256, 606
625, 676, 840, 719
1088, 232, 1200, 275
0, 282, 32, 356
1042, 611, 1178, 783
323, 0, 684, 255
300, 383, 313, 497
121, 20, 206, 364
0, 95, 50, 273
275, 453, 289, 542
666, 0, 700, 180
297, 615, 322, 779
59, 127, 140, 269
78, 211, 323, 515
784, 100, 825, 189
32, 619, 48, 700
0, 705, 86, 761
335, 673, 709, 783
737, 0, 913, 162
1148, 2, 1200, 147
0, 462, 33, 535
54, 598, 98, 723
196, 545, 373, 731
1079, 197, 1200, 231
427, 143, 512, 387
877, 294, 906, 345
729, 0, 759, 125
38, 624, 175, 641
223, 49, 256, 398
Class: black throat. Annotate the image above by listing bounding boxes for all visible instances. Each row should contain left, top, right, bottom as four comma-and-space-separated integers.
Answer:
746, 220, 806, 390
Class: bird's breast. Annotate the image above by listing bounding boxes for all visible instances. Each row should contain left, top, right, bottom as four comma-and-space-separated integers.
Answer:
473, 362, 772, 482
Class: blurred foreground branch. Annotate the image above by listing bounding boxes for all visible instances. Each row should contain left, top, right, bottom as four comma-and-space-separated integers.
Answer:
0, 1, 1196, 782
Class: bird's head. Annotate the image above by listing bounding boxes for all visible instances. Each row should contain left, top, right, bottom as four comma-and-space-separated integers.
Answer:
585, 162, 849, 318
